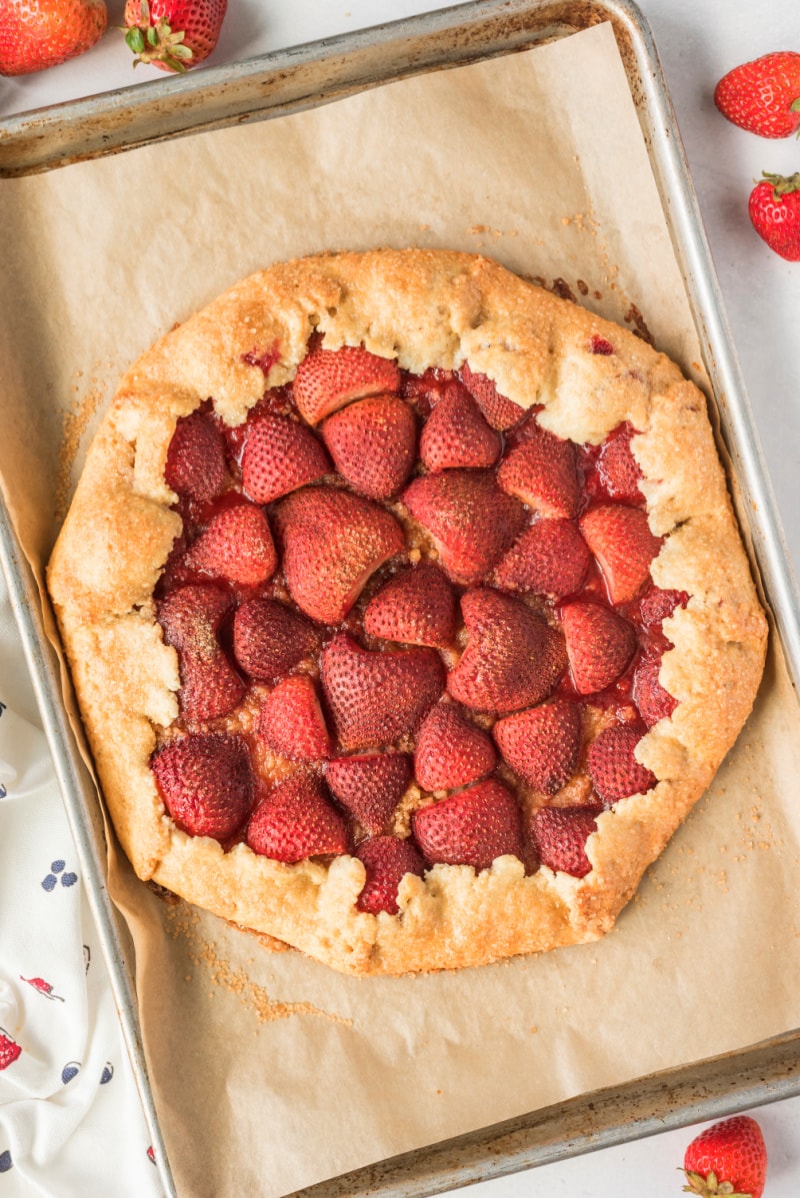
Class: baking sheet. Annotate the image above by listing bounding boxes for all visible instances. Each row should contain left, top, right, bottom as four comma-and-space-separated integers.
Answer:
1, 16, 799, 1198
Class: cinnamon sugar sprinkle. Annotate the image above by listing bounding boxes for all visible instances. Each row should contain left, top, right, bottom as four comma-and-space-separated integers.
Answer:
162, 903, 351, 1027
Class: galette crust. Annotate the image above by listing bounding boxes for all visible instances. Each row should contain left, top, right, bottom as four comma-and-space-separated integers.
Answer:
47, 249, 768, 975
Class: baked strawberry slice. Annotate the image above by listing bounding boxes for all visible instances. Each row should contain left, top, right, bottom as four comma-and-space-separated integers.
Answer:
587, 725, 657, 805
157, 584, 244, 720
632, 651, 678, 727
638, 586, 689, 628
411, 779, 523, 870
414, 702, 497, 791
274, 487, 405, 624
151, 733, 254, 841
459, 363, 526, 430
529, 806, 602, 878
363, 562, 457, 648
258, 675, 331, 763
355, 836, 426, 915
246, 773, 348, 862
241, 413, 330, 504
322, 395, 417, 499
164, 409, 228, 502
325, 752, 412, 834
182, 501, 277, 586
579, 504, 662, 605
560, 599, 636, 696
320, 632, 444, 750
232, 597, 320, 682
596, 423, 644, 504
493, 700, 582, 794
419, 384, 501, 471
402, 470, 526, 585
293, 345, 401, 425
497, 423, 580, 518
447, 588, 567, 714
494, 518, 591, 599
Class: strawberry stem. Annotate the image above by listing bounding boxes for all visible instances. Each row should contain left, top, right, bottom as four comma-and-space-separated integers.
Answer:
762, 171, 800, 198
122, 0, 195, 72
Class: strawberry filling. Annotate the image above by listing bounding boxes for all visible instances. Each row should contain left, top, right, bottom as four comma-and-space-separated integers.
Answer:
150, 343, 688, 910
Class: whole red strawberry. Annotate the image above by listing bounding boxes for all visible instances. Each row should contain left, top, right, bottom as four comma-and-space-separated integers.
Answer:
715, 51, 800, 139
0, 0, 107, 76
124, 0, 226, 73
682, 1115, 767, 1198
749, 172, 800, 260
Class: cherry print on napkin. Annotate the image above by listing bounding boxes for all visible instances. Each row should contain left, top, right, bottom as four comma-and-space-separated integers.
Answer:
0, 1028, 21, 1070
20, 975, 65, 1002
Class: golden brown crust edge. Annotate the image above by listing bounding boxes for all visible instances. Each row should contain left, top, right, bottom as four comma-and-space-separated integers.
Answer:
47, 248, 768, 976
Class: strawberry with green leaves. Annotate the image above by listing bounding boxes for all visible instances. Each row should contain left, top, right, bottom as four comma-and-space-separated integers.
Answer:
682, 1115, 767, 1198
715, 51, 800, 139
749, 172, 800, 261
124, 0, 226, 73
0, 0, 107, 77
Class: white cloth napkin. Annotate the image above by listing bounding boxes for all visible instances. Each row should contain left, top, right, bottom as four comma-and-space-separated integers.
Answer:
0, 579, 165, 1197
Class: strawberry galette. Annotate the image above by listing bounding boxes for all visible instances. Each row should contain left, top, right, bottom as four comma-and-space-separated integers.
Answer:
47, 249, 768, 975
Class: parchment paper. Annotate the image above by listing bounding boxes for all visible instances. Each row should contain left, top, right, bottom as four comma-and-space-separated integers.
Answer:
1, 23, 800, 1198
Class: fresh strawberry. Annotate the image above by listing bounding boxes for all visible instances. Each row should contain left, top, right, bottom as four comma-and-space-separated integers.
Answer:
459, 363, 526, 430
246, 772, 348, 862
123, 0, 226, 73
151, 733, 253, 840
164, 410, 228, 502
402, 469, 526, 584
355, 835, 426, 915
241, 414, 330, 504
596, 423, 645, 503
0, 1029, 22, 1069
561, 599, 636, 695
363, 562, 457, 648
749, 172, 800, 260
494, 518, 591, 599
498, 423, 580, 518
494, 700, 582, 793
587, 725, 656, 805
274, 487, 404, 624
183, 501, 277, 586
320, 631, 444, 750
325, 752, 412, 833
632, 650, 678, 727
715, 51, 800, 138
257, 675, 331, 762
447, 588, 566, 714
639, 586, 689, 628
0, 0, 107, 76
411, 779, 523, 870
419, 384, 501, 471
232, 597, 319, 682
322, 395, 416, 499
529, 806, 601, 878
157, 584, 244, 720
414, 702, 497, 791
683, 1115, 768, 1198
293, 345, 401, 425
579, 503, 662, 604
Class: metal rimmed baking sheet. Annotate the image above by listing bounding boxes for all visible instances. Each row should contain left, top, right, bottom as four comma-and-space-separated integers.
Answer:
1, 3, 798, 1195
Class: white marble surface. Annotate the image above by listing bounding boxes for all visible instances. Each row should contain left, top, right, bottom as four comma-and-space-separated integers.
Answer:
1, 1, 799, 1195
